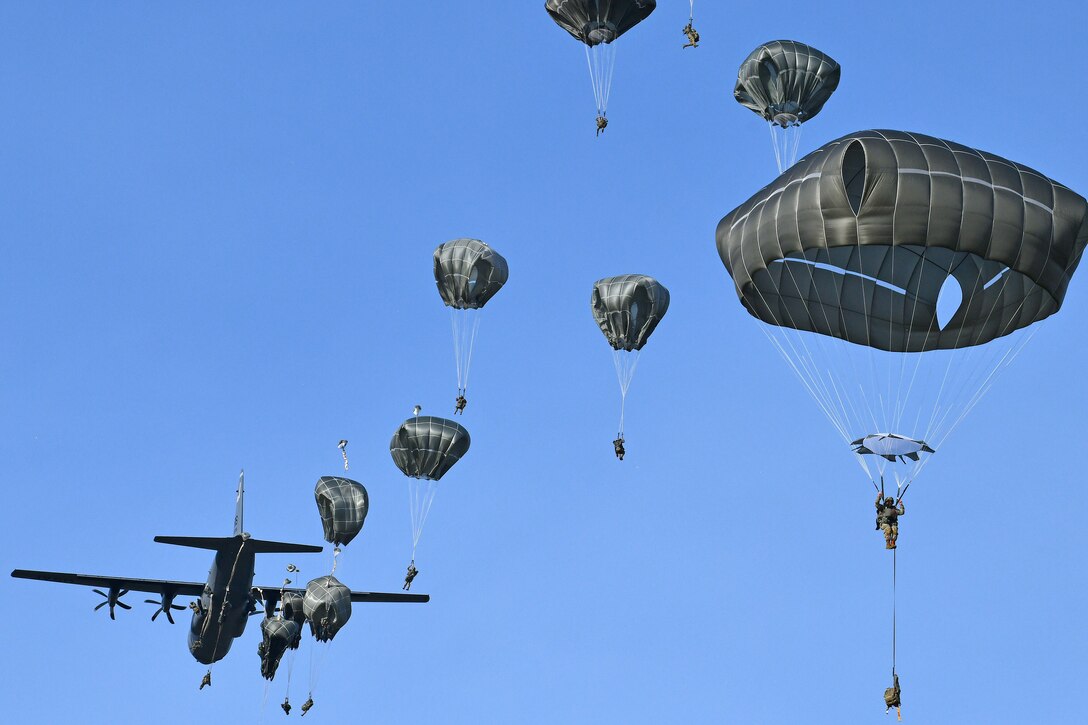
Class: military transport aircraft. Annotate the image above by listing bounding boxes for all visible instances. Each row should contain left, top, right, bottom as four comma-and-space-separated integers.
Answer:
11, 473, 427, 665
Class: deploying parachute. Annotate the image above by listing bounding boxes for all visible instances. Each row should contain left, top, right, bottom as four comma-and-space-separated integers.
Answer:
280, 592, 306, 649
546, 0, 656, 133
591, 275, 670, 457
314, 477, 369, 548
717, 129, 1088, 488
390, 415, 471, 565
258, 617, 301, 681
734, 40, 841, 173
434, 239, 508, 413
303, 576, 352, 643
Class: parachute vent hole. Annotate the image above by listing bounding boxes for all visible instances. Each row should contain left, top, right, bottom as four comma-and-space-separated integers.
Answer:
842, 141, 866, 216
935, 274, 964, 330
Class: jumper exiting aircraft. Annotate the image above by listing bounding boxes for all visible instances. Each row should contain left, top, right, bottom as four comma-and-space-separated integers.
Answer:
10, 472, 427, 666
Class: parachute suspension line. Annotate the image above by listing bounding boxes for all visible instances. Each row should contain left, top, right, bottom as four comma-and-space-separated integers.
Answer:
450, 309, 483, 396
612, 349, 640, 436
768, 122, 784, 174
768, 122, 804, 173
408, 479, 439, 557
913, 250, 1038, 475
584, 42, 617, 116
463, 311, 482, 393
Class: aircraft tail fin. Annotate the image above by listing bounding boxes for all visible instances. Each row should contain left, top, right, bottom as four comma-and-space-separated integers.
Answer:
154, 535, 322, 554
234, 470, 244, 536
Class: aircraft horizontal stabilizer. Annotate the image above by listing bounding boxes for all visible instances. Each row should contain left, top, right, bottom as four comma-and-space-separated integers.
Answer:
154, 536, 322, 554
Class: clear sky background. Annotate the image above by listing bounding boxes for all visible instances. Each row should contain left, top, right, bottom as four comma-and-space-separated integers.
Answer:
2, 2, 1086, 723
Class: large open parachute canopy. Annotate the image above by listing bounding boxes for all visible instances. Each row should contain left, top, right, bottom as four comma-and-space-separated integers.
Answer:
717, 130, 1088, 484
546, 0, 656, 121
718, 130, 1088, 350
303, 576, 352, 643
313, 476, 369, 547
734, 40, 841, 172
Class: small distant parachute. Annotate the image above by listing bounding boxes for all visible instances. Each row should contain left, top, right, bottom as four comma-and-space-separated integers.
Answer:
258, 617, 301, 680
590, 275, 669, 451
303, 576, 352, 643
546, 0, 657, 130
734, 40, 841, 172
434, 239, 508, 411
390, 416, 471, 562
852, 434, 935, 464
313, 477, 369, 548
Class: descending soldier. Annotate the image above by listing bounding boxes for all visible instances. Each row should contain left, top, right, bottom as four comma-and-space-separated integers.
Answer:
281, 698, 292, 716
884, 673, 901, 720
875, 492, 905, 549
613, 436, 625, 461
199, 670, 212, 690
301, 697, 314, 716
403, 562, 419, 591
454, 394, 467, 415
596, 115, 608, 137
682, 21, 700, 48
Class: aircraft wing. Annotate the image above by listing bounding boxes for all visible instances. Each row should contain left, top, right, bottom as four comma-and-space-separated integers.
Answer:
254, 584, 429, 604
11, 569, 205, 597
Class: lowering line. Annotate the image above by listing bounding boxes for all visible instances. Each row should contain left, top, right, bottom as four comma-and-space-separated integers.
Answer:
892, 546, 897, 676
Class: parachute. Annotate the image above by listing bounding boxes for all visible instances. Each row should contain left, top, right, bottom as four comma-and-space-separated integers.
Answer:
390, 416, 471, 561
313, 477, 369, 548
717, 129, 1088, 487
734, 40, 841, 173
302, 576, 352, 643
590, 275, 670, 447
280, 593, 306, 650
434, 239, 508, 410
546, 0, 656, 130
258, 617, 301, 681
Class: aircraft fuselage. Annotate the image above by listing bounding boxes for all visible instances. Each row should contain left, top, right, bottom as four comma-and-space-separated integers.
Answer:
187, 536, 257, 665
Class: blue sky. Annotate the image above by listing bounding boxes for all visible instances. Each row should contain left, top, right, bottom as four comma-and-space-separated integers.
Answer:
2, 2, 1086, 723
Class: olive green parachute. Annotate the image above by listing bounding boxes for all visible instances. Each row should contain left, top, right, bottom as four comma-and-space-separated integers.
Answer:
390, 416, 471, 560
715, 129, 1088, 488
591, 275, 671, 352
734, 40, 840, 128
433, 239, 509, 310
590, 275, 670, 442
313, 476, 369, 547
546, 0, 656, 46
258, 617, 300, 680
389, 416, 471, 481
717, 130, 1088, 352
434, 239, 508, 405
734, 40, 840, 172
545, 1, 656, 124
303, 576, 351, 643
280, 593, 306, 649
